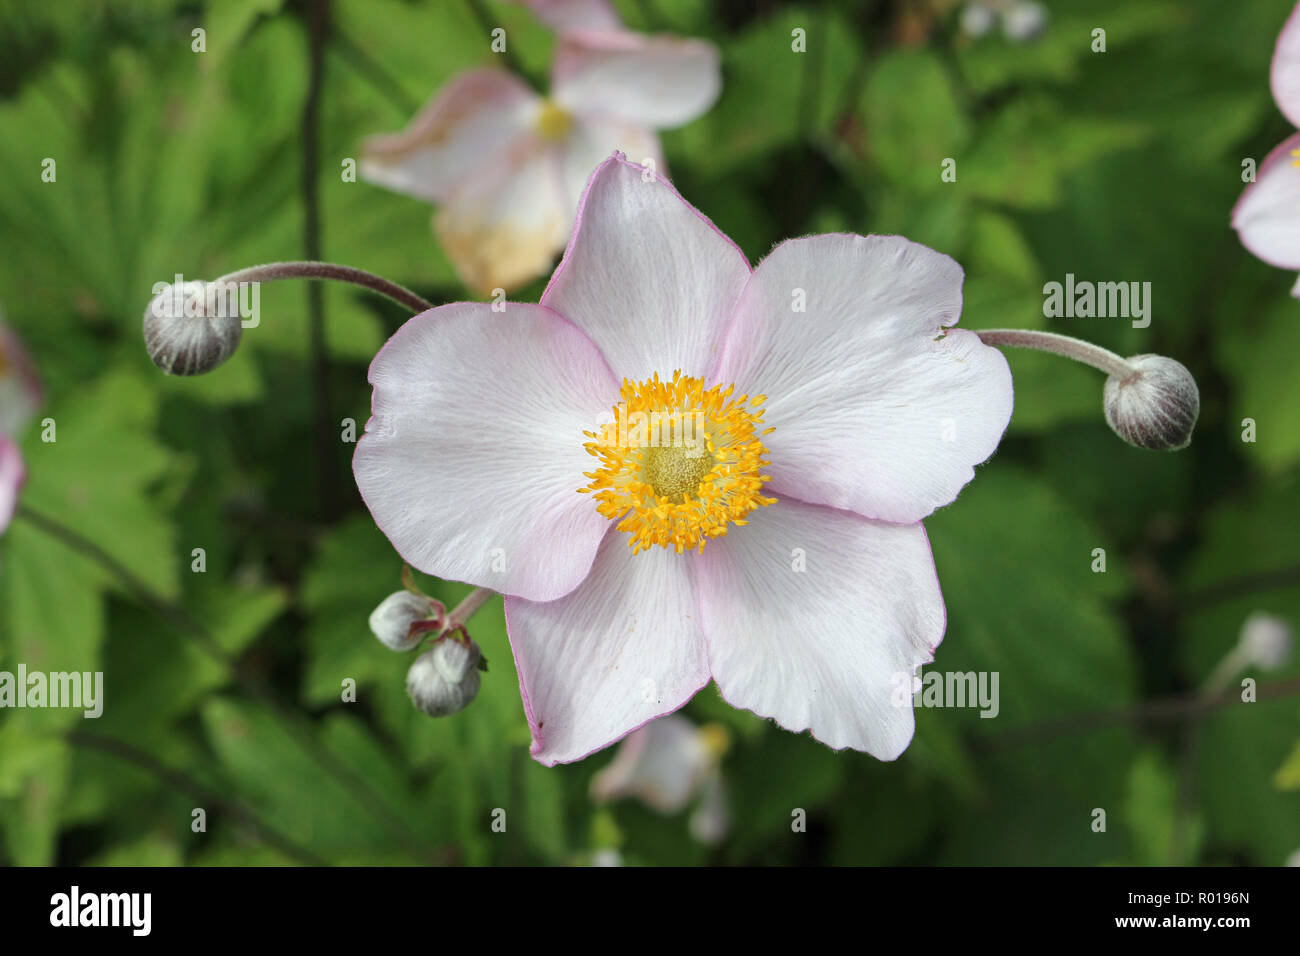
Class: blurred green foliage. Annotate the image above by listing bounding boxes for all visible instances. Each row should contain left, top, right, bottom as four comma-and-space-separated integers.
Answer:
0, 0, 1298, 866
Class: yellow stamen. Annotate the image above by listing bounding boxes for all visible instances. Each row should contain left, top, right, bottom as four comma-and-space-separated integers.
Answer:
535, 100, 574, 142
579, 371, 776, 554
1291, 146, 1300, 168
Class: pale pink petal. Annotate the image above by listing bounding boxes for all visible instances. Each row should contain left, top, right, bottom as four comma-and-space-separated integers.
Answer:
712, 235, 1013, 524
353, 302, 619, 602
505, 532, 710, 766
0, 436, 24, 535
434, 138, 570, 294
360, 70, 538, 204
1273, 3, 1300, 128
1232, 133, 1300, 270
541, 154, 750, 380
590, 714, 710, 812
518, 0, 622, 32
553, 31, 721, 129
699, 497, 945, 760
0, 320, 42, 438
558, 117, 664, 218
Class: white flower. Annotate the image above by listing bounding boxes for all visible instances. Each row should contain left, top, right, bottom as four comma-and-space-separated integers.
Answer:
360, 30, 720, 294
354, 154, 1013, 765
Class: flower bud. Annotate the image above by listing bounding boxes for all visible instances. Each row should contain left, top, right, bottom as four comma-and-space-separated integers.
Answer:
1002, 2, 1048, 42
1238, 612, 1293, 671
1102, 354, 1200, 451
960, 3, 996, 37
369, 590, 444, 651
143, 280, 242, 376
406, 636, 482, 717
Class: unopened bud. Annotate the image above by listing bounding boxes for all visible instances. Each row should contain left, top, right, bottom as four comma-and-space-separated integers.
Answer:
369, 590, 444, 651
1103, 354, 1200, 451
960, 3, 996, 37
406, 636, 482, 717
143, 280, 242, 376
1002, 1, 1048, 42
1238, 612, 1293, 671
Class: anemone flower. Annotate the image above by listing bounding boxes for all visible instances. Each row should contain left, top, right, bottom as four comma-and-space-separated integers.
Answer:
354, 153, 1014, 766
359, 26, 719, 294
0, 318, 41, 534
513, 0, 622, 32
591, 713, 731, 844
1233, 1, 1300, 294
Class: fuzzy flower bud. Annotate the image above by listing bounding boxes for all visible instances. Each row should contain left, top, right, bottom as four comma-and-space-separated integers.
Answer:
1002, 1, 1048, 42
1238, 612, 1293, 671
406, 636, 482, 717
143, 280, 242, 376
1103, 354, 1200, 451
959, 2, 996, 37
369, 590, 444, 651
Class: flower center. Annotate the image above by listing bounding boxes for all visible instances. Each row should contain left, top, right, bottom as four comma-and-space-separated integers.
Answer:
580, 371, 775, 554
535, 99, 574, 142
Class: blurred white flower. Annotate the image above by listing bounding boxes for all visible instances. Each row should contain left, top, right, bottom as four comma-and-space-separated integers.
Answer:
0, 316, 41, 535
513, 0, 622, 33
360, 28, 720, 294
590, 713, 731, 844
959, 0, 1048, 43
1238, 612, 1293, 671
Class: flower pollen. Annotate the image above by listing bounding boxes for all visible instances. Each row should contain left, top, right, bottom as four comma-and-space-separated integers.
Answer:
535, 99, 575, 142
580, 371, 776, 554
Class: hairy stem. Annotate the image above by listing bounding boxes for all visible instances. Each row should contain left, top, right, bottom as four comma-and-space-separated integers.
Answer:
212, 261, 434, 314
974, 328, 1136, 380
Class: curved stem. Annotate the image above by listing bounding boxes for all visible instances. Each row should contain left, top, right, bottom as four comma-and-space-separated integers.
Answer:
974, 328, 1136, 380
447, 587, 495, 631
212, 261, 434, 314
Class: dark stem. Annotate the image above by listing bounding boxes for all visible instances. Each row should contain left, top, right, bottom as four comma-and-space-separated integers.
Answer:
66, 730, 327, 866
330, 32, 419, 115
302, 0, 336, 518
973, 676, 1300, 750
464, 0, 532, 83
213, 261, 434, 313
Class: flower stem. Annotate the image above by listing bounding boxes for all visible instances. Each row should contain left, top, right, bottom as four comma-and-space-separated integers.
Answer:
974, 328, 1136, 380
212, 261, 435, 314
447, 587, 496, 630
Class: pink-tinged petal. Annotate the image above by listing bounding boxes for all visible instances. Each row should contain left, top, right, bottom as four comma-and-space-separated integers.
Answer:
505, 531, 710, 765
1273, 2, 1300, 128
0, 436, 24, 535
553, 31, 721, 129
0, 320, 42, 438
435, 138, 570, 294
353, 302, 619, 602
590, 714, 711, 812
559, 117, 664, 217
713, 234, 1013, 524
699, 497, 945, 760
360, 70, 538, 204
541, 154, 750, 380
518, 0, 622, 32
1232, 133, 1300, 270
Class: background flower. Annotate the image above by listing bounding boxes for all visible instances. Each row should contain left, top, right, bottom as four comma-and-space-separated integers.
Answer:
1233, 2, 1300, 293
0, 317, 40, 535
360, 20, 719, 293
